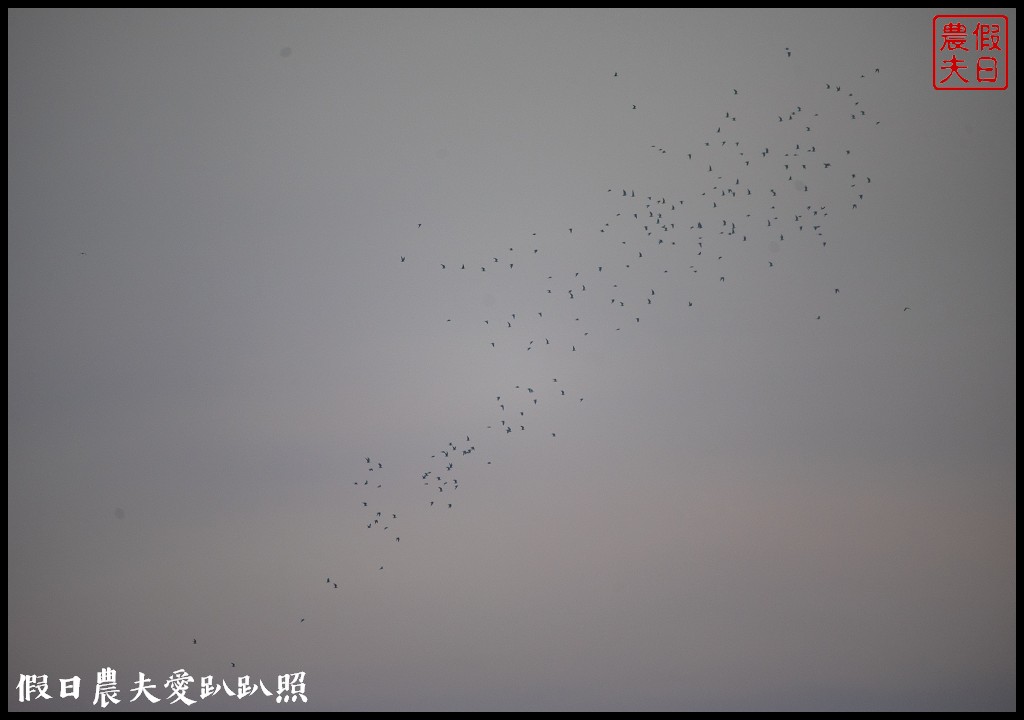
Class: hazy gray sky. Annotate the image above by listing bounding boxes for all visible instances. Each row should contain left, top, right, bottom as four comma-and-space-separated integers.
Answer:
8, 9, 1015, 711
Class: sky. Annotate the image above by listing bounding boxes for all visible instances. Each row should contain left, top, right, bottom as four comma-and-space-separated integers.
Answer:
8, 8, 1016, 711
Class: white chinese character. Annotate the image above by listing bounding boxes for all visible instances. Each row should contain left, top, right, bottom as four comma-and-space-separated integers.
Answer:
92, 667, 120, 707
129, 673, 161, 703
276, 672, 308, 703
200, 675, 221, 699
59, 676, 81, 699
236, 675, 259, 699
164, 669, 196, 706
16, 674, 52, 702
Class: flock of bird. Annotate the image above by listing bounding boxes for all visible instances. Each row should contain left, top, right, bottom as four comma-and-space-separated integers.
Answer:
322, 52, 886, 608
182, 51, 887, 659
